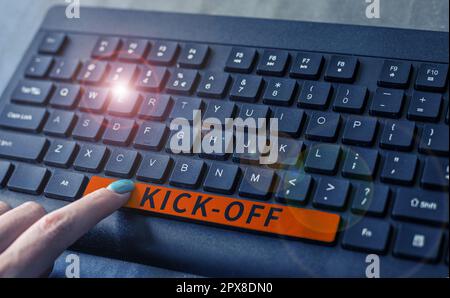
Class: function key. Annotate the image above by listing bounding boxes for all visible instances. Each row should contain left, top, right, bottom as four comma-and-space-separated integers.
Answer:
225, 47, 256, 73
39, 32, 67, 54
325, 55, 359, 83
118, 39, 150, 62
415, 63, 448, 92
378, 60, 411, 89
178, 44, 210, 68
393, 224, 443, 262
49, 58, 81, 81
147, 41, 179, 66
11, 80, 54, 106
289, 52, 324, 79
342, 217, 391, 253
91, 36, 121, 59
256, 50, 289, 76
25, 56, 53, 78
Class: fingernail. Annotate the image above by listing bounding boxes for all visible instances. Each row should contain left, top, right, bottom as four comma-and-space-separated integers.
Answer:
107, 180, 135, 194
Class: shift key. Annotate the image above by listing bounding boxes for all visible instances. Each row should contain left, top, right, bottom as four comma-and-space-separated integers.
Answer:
0, 130, 48, 162
0, 104, 47, 132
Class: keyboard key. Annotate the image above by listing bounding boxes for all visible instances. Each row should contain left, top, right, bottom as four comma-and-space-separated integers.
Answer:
237, 104, 270, 127
407, 91, 442, 122
43, 110, 76, 137
415, 63, 448, 92
72, 114, 105, 141
419, 124, 449, 156
271, 138, 303, 167
351, 184, 390, 216
44, 170, 87, 201
12, 80, 53, 106
256, 50, 289, 76
78, 87, 109, 113
49, 58, 81, 81
169, 98, 203, 121
378, 60, 411, 89
49, 84, 81, 109
133, 121, 167, 151
138, 94, 172, 121
324, 56, 359, 83
0, 131, 47, 163
421, 157, 449, 190
203, 100, 236, 126
0, 104, 47, 133
169, 158, 205, 189
289, 52, 324, 79
342, 217, 391, 253
392, 188, 448, 225
262, 78, 297, 106
225, 47, 256, 73
77, 60, 109, 84
166, 69, 198, 95
369, 88, 404, 118
135, 65, 168, 92
136, 153, 172, 184
313, 177, 350, 210
275, 172, 312, 205
106, 63, 138, 86
108, 91, 141, 117
380, 120, 415, 151
380, 152, 418, 185
85, 176, 340, 243
238, 167, 275, 200
298, 81, 332, 110
147, 41, 179, 65
92, 36, 121, 59
197, 72, 230, 99
305, 112, 340, 142
73, 144, 108, 173
332, 85, 367, 114
103, 118, 137, 146
118, 39, 150, 62
39, 32, 66, 54
342, 116, 378, 146
25, 56, 53, 78
203, 163, 240, 195
200, 132, 233, 161
166, 125, 200, 155
105, 149, 140, 178
393, 224, 443, 262
7, 164, 49, 194
342, 147, 379, 180
0, 161, 13, 187
178, 44, 209, 68
272, 107, 304, 138
44, 140, 77, 168
229, 75, 263, 102
304, 144, 341, 175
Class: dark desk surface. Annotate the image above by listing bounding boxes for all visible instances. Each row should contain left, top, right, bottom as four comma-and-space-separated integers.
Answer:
0, 0, 448, 278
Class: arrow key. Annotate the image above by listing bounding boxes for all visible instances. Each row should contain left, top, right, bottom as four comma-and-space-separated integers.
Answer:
313, 178, 350, 211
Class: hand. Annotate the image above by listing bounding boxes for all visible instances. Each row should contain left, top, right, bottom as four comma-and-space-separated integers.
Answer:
0, 179, 135, 278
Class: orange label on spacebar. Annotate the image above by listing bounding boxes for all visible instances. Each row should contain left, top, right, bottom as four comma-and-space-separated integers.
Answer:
84, 176, 340, 243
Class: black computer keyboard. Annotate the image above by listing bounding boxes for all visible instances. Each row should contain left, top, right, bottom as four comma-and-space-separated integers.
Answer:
0, 6, 448, 277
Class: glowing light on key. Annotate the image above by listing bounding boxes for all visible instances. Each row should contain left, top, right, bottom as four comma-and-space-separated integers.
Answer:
112, 84, 129, 98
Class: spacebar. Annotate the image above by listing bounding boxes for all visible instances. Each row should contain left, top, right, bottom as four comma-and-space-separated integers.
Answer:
84, 176, 340, 243
0, 130, 48, 162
